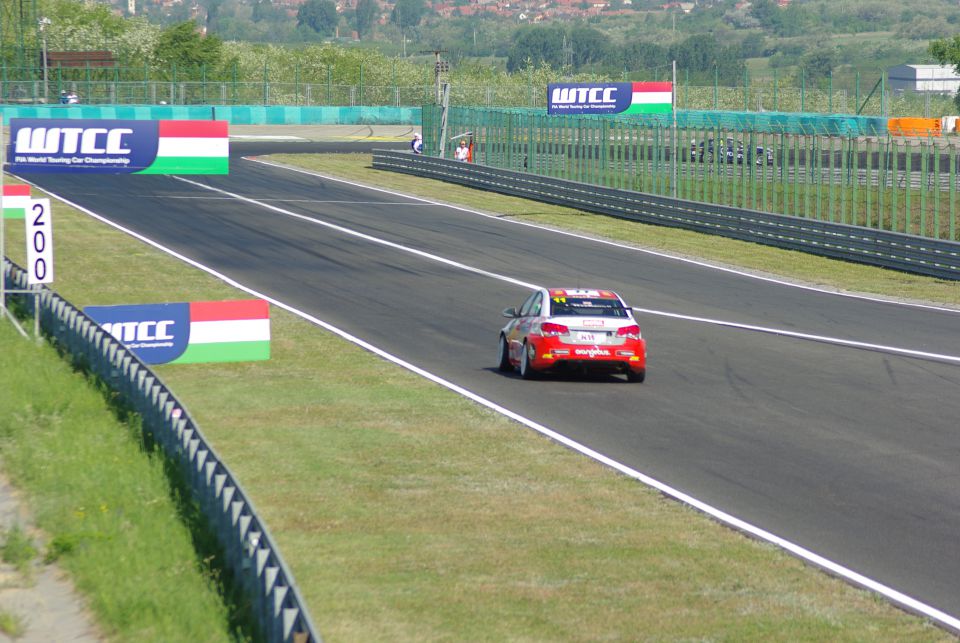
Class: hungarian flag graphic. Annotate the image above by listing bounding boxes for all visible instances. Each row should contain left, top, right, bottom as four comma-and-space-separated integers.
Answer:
625, 82, 673, 115
172, 299, 271, 364
136, 120, 229, 175
1, 184, 32, 219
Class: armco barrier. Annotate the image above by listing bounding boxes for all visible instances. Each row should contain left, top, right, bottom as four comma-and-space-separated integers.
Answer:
1, 260, 320, 643
372, 150, 960, 280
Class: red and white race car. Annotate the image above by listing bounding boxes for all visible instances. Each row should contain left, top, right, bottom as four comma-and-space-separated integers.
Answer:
497, 288, 647, 382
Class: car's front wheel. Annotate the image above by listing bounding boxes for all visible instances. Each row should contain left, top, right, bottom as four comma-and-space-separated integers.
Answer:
519, 342, 539, 380
497, 335, 513, 372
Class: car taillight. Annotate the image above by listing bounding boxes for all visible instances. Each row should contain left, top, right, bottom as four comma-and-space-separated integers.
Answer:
617, 324, 641, 339
540, 322, 569, 337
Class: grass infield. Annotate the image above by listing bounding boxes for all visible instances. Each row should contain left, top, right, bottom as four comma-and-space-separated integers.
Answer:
0, 156, 955, 640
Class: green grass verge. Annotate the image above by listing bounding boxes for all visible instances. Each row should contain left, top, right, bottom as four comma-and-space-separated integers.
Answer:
1, 524, 37, 576
0, 165, 954, 640
0, 322, 244, 641
0, 607, 25, 638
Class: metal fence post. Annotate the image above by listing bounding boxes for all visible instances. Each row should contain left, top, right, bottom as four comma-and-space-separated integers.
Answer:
263, 62, 268, 105
801, 68, 806, 112
829, 70, 833, 113
773, 69, 779, 112
714, 65, 718, 109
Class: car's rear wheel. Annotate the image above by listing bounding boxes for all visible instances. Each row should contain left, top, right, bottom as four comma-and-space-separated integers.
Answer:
626, 369, 646, 383
519, 342, 539, 380
497, 335, 512, 372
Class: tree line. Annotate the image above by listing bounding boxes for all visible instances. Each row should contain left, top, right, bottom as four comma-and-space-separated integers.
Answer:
505, 25, 746, 83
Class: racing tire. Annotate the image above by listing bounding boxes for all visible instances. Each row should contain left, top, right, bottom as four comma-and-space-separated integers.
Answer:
519, 342, 539, 380
497, 335, 513, 372
626, 369, 646, 383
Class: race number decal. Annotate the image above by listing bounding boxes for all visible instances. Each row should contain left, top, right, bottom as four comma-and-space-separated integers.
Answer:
25, 198, 53, 285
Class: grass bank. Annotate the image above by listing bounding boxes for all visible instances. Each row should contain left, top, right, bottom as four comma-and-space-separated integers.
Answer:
0, 164, 952, 640
0, 320, 244, 641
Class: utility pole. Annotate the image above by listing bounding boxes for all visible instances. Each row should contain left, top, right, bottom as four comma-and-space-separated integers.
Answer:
39, 17, 51, 102
423, 49, 449, 105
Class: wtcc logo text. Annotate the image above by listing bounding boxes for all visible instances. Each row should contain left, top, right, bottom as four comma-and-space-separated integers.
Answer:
101, 320, 175, 343
15, 127, 134, 155
547, 83, 632, 115
550, 86, 618, 105
85, 301, 190, 362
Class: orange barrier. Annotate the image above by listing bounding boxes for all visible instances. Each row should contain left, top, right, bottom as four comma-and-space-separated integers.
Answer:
888, 117, 942, 137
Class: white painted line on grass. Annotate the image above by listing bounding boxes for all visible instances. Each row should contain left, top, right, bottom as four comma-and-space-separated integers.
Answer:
23, 182, 960, 634
247, 156, 960, 315
173, 175, 960, 366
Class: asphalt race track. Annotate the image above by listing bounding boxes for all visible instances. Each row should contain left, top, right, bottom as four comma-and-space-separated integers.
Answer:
23, 140, 960, 624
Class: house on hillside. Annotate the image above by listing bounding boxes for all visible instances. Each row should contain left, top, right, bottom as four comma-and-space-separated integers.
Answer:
888, 64, 960, 94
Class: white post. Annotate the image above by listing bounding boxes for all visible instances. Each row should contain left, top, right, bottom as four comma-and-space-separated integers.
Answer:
672, 59, 678, 199
39, 18, 51, 102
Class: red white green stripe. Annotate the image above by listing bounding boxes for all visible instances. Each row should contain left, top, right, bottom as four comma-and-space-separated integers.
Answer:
172, 299, 270, 364
624, 81, 673, 115
1, 184, 32, 220
137, 120, 229, 175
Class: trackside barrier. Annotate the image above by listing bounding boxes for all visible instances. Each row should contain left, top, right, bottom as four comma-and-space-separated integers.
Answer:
1, 259, 320, 643
372, 150, 960, 280
888, 117, 942, 137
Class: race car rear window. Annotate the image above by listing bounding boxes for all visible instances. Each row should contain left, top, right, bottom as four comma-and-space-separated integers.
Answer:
550, 296, 628, 318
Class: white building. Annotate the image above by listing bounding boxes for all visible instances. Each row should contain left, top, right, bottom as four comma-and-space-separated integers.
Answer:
888, 64, 960, 94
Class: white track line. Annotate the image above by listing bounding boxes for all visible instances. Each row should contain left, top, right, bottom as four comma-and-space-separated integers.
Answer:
633, 307, 960, 364
24, 181, 960, 633
246, 156, 960, 315
173, 175, 960, 366
172, 176, 538, 291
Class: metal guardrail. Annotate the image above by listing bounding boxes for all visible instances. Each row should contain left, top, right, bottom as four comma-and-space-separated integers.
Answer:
1, 259, 320, 643
372, 150, 960, 280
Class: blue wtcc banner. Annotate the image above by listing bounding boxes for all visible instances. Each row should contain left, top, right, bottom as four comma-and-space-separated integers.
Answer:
7, 119, 159, 173
85, 303, 190, 364
547, 83, 633, 115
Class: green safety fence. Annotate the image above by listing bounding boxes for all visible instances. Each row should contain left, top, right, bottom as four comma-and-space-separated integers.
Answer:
424, 106, 960, 242
0, 104, 421, 124
449, 108, 889, 137
651, 110, 888, 137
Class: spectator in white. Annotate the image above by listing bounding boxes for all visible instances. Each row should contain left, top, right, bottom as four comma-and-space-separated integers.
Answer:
67, 91, 79, 104
411, 132, 423, 154
454, 139, 470, 161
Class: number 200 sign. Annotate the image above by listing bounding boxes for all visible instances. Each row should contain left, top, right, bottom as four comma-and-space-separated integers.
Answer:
25, 198, 54, 285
